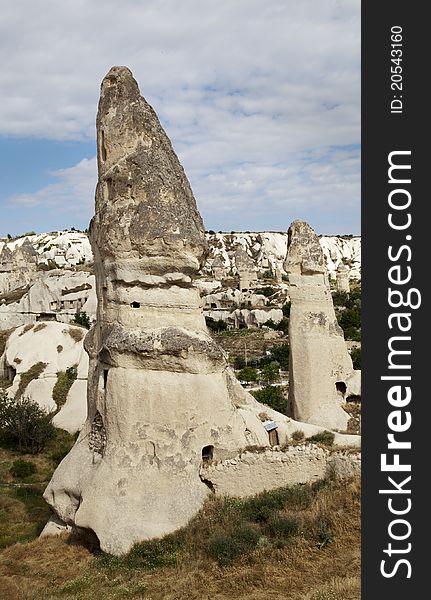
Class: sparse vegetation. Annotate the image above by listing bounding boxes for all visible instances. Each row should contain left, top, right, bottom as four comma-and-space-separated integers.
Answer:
15, 362, 47, 400
66, 327, 85, 342
0, 467, 360, 599
18, 323, 34, 336
57, 344, 63, 353
308, 431, 335, 447
9, 458, 37, 479
291, 430, 305, 442
71, 310, 91, 329
52, 366, 78, 409
33, 323, 47, 333
205, 316, 228, 332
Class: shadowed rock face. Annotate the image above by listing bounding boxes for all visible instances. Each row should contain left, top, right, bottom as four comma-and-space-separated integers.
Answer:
284, 221, 352, 430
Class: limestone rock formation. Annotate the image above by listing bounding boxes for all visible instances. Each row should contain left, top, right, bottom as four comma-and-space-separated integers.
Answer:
336, 263, 350, 293
0, 322, 88, 433
284, 220, 352, 430
234, 246, 257, 291
43, 68, 358, 556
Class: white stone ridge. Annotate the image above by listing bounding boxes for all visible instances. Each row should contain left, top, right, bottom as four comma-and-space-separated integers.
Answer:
1, 230, 361, 280
1, 321, 88, 433
0, 271, 96, 329
0, 231, 92, 267
200, 444, 361, 498
204, 231, 361, 281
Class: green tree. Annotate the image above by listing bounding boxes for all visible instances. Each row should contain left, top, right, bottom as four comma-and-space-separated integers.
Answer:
269, 343, 290, 370
260, 362, 280, 384
72, 311, 91, 329
233, 355, 246, 370
238, 366, 258, 383
251, 385, 287, 415
205, 317, 227, 332
0, 390, 55, 454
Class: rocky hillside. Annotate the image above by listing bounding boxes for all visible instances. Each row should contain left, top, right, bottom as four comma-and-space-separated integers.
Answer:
1, 230, 361, 279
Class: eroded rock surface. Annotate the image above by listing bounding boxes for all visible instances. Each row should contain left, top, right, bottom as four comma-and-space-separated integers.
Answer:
43, 68, 358, 555
284, 220, 352, 430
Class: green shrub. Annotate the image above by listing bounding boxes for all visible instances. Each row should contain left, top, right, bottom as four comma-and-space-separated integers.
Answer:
255, 286, 276, 297
233, 355, 246, 370
121, 531, 185, 570
237, 366, 258, 383
337, 307, 361, 332
10, 459, 37, 479
350, 347, 361, 370
291, 430, 305, 442
205, 317, 227, 332
308, 431, 335, 447
265, 516, 299, 538
0, 390, 55, 454
208, 524, 260, 566
251, 385, 287, 415
72, 311, 91, 329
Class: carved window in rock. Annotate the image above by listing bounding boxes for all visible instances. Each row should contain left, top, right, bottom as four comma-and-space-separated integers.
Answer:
89, 411, 106, 456
130, 301, 140, 308
202, 445, 214, 463
336, 381, 347, 396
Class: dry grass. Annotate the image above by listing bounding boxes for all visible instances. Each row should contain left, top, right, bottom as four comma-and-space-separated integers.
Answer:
0, 476, 360, 600
343, 402, 361, 435
0, 536, 93, 600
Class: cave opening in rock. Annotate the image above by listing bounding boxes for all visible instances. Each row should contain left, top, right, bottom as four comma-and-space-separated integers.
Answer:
336, 381, 347, 395
202, 445, 214, 462
130, 301, 140, 308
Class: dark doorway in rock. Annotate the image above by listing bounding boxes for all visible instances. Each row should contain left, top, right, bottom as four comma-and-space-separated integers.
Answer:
268, 429, 279, 447
130, 301, 140, 308
6, 365, 16, 382
202, 445, 214, 462
103, 369, 109, 389
336, 381, 347, 395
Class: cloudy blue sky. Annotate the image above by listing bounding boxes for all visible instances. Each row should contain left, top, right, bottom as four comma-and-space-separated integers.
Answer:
0, 0, 360, 237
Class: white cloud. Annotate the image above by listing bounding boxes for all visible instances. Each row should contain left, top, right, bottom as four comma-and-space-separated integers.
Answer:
8, 158, 97, 221
1, 0, 360, 232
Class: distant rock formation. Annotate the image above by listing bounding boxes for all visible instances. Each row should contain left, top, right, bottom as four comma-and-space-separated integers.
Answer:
42, 68, 359, 555
284, 220, 352, 430
336, 263, 350, 293
234, 246, 258, 291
